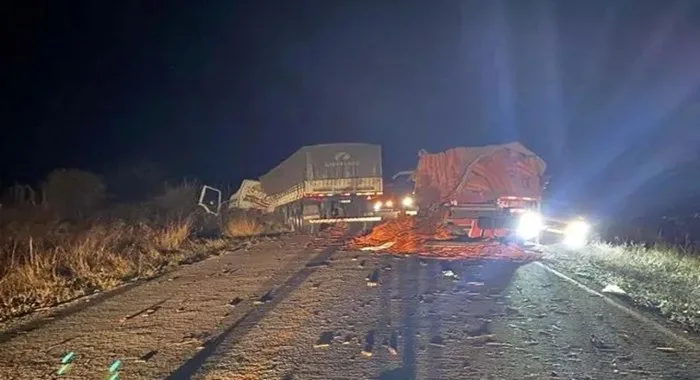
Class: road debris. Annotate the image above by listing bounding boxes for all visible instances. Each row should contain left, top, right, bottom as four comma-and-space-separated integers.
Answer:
228, 297, 242, 307
254, 291, 273, 305
366, 269, 380, 287
442, 270, 457, 278
386, 331, 399, 355
314, 331, 334, 348
466, 334, 496, 346
119, 300, 168, 323
429, 335, 445, 347
655, 347, 677, 353
360, 242, 394, 251
362, 330, 376, 357
136, 350, 158, 363
602, 284, 627, 296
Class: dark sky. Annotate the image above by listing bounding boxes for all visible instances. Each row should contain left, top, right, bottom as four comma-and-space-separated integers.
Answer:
4, 0, 700, 215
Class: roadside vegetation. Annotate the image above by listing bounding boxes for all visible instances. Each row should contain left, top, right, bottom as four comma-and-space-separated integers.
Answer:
0, 169, 287, 322
546, 218, 700, 332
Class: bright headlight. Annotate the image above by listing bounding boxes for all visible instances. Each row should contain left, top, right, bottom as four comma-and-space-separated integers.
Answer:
385, 200, 394, 208
373, 201, 382, 211
516, 211, 543, 240
402, 196, 414, 207
564, 220, 590, 248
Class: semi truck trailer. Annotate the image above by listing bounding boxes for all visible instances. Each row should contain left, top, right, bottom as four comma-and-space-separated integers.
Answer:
414, 142, 547, 243
258, 143, 384, 232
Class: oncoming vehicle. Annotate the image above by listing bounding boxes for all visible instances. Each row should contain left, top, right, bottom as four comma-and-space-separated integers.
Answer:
371, 171, 418, 218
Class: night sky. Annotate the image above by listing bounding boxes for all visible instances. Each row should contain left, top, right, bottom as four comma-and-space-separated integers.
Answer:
4, 0, 700, 216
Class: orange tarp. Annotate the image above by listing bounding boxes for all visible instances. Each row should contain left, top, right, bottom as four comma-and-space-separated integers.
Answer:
414, 142, 546, 206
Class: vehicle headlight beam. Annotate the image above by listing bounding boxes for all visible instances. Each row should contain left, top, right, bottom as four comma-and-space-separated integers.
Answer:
516, 211, 543, 240
563, 220, 590, 248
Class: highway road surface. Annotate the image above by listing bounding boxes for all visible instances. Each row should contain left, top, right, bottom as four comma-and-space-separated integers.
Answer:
1, 232, 699, 379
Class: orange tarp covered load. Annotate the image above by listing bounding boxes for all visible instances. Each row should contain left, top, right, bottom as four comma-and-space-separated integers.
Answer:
414, 142, 547, 206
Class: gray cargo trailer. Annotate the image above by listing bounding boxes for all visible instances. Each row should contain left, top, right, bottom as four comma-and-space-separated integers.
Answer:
260, 143, 383, 231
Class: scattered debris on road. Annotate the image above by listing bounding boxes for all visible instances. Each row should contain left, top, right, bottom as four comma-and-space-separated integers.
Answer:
442, 270, 457, 278
254, 291, 273, 305
601, 284, 627, 296
656, 346, 678, 353
119, 299, 168, 323
314, 331, 334, 348
385, 331, 399, 355
430, 335, 446, 347
366, 269, 380, 287
348, 214, 452, 253
137, 350, 158, 363
362, 330, 375, 357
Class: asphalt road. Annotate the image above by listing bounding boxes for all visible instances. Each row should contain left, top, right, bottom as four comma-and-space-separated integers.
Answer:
1, 233, 699, 379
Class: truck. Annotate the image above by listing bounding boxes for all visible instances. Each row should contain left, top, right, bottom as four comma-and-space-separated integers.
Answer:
228, 179, 272, 211
258, 143, 384, 232
413, 142, 547, 243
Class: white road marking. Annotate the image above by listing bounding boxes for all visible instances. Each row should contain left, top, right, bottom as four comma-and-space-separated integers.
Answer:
533, 261, 700, 351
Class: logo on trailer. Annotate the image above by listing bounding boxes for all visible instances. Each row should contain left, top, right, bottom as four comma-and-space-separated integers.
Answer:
334, 152, 352, 161
326, 151, 359, 168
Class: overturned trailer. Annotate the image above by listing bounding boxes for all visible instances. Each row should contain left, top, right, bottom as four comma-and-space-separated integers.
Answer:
259, 143, 384, 232
414, 142, 547, 242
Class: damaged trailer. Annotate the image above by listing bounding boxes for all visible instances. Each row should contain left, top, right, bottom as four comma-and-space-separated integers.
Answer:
414, 142, 547, 243
259, 143, 384, 232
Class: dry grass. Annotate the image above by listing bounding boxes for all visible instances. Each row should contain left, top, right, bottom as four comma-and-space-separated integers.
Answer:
0, 211, 200, 321
0, 177, 289, 322
153, 218, 193, 251
546, 241, 700, 331
0, 207, 283, 322
224, 216, 266, 237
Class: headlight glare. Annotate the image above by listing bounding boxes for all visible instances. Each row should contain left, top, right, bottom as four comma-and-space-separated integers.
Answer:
373, 201, 382, 212
402, 196, 414, 207
516, 211, 543, 240
564, 220, 590, 248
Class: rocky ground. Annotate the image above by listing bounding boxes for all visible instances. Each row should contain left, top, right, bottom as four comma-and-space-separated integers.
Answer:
1, 232, 699, 379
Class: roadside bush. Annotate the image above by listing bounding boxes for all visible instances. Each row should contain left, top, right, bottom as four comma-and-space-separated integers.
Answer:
152, 181, 198, 221
43, 169, 106, 219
